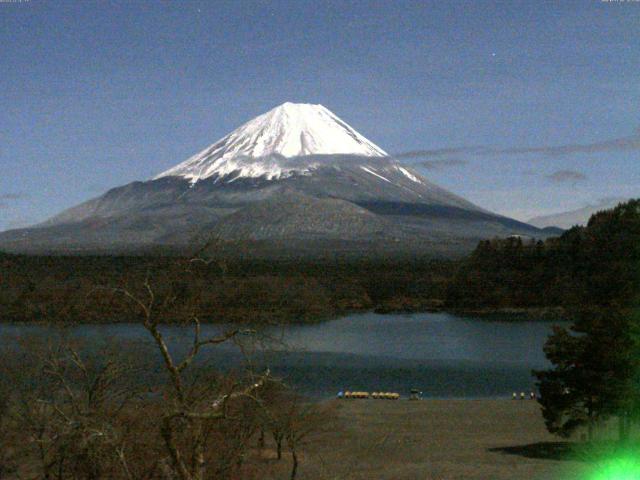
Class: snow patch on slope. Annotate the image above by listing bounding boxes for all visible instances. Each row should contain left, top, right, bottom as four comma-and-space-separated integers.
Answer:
360, 166, 392, 183
396, 165, 423, 184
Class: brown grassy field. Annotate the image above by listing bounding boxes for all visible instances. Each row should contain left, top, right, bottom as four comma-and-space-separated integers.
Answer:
266, 399, 592, 480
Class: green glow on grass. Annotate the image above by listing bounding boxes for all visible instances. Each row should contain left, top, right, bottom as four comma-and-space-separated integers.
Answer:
588, 455, 640, 480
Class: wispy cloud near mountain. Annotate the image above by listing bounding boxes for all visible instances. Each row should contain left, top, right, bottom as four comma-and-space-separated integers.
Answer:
394, 147, 486, 160
418, 158, 468, 170
394, 127, 640, 161
0, 193, 27, 209
545, 170, 587, 183
492, 129, 640, 157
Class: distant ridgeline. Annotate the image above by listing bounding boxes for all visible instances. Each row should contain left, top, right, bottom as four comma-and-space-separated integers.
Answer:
446, 199, 640, 315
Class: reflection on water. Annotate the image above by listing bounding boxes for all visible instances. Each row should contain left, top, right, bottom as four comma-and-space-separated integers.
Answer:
0, 312, 566, 399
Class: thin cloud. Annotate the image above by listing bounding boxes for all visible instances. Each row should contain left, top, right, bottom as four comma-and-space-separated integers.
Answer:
418, 158, 468, 170
394, 147, 487, 159
392, 127, 640, 160
0, 193, 27, 201
0, 193, 28, 209
495, 133, 640, 156
546, 170, 587, 183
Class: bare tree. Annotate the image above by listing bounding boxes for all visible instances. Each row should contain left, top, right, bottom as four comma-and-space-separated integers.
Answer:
115, 277, 270, 480
2, 335, 156, 480
0, 347, 18, 479
254, 382, 335, 480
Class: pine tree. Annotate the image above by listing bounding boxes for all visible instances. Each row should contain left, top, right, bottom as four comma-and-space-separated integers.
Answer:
534, 200, 640, 442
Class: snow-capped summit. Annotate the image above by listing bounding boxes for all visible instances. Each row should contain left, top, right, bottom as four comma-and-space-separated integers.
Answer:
155, 102, 388, 183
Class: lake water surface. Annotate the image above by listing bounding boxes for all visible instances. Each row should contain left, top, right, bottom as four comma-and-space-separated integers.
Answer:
1, 312, 566, 399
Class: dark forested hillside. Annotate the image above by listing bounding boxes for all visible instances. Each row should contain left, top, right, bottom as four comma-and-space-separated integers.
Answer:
446, 199, 640, 315
530, 203, 640, 441
0, 253, 454, 324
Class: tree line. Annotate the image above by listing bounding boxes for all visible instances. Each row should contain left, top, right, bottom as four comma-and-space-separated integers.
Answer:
0, 253, 455, 324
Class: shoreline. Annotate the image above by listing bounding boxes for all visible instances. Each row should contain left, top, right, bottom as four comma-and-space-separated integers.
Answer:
0, 305, 566, 325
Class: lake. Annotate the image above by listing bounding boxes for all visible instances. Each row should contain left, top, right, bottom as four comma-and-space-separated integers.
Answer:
0, 312, 565, 399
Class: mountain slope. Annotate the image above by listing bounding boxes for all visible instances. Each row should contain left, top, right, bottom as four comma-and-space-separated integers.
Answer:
207, 190, 390, 241
527, 198, 628, 229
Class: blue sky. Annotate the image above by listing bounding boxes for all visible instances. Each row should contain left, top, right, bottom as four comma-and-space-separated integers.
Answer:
1, 0, 639, 231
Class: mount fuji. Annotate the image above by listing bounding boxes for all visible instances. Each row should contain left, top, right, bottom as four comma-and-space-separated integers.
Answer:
0, 102, 550, 256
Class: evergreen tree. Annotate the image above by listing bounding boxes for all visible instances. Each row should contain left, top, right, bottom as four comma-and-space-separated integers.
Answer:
534, 200, 640, 442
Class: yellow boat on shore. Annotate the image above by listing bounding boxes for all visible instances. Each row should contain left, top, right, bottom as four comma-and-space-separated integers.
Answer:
341, 391, 400, 400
